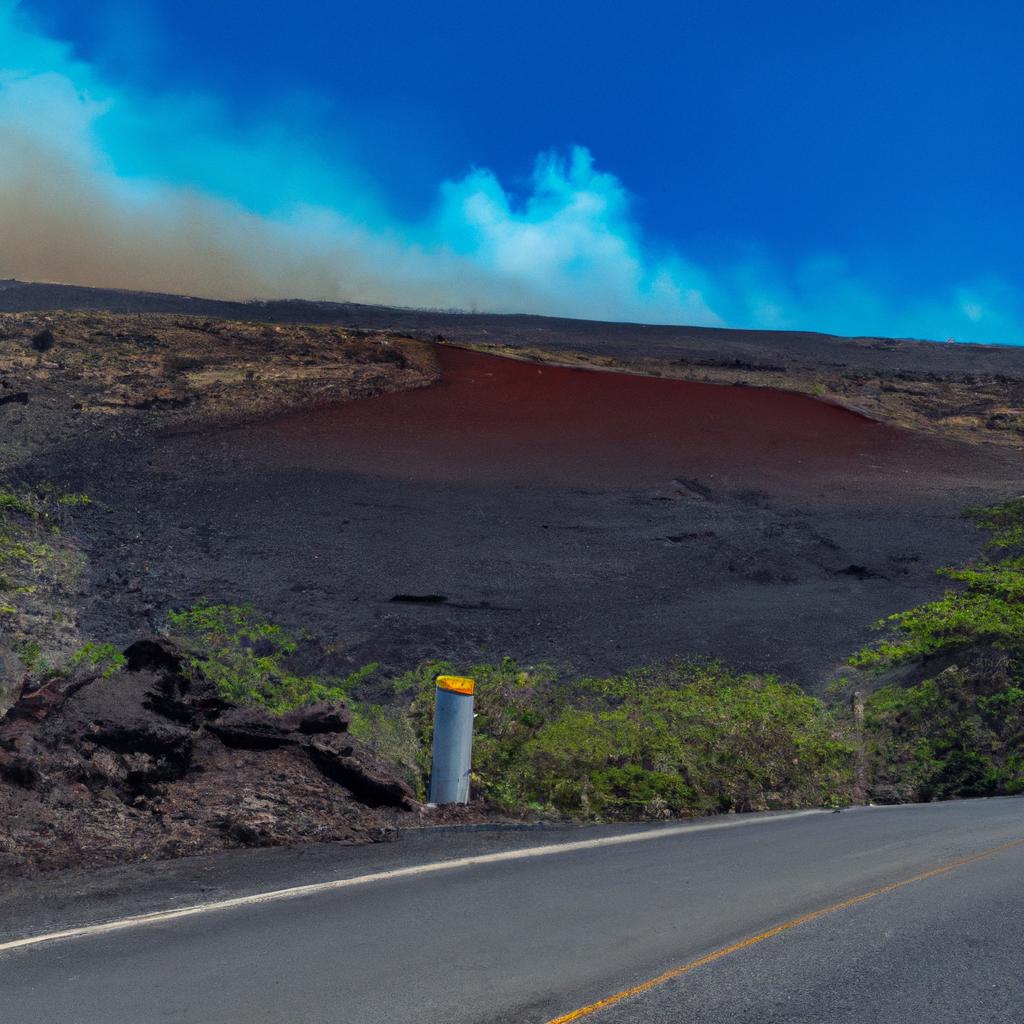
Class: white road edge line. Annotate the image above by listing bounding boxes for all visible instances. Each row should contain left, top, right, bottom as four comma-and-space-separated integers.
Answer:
1, 809, 824, 954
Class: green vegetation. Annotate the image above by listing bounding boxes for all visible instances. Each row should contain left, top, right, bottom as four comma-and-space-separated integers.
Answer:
164, 601, 376, 714
850, 498, 1024, 801
56, 492, 91, 507
852, 498, 1024, 669
7, 489, 1020, 819
162, 601, 423, 780
346, 702, 422, 791
967, 497, 1024, 552
1, 487, 113, 680
157, 500, 1024, 817
71, 641, 126, 679
860, 666, 1024, 800
18, 639, 42, 672
393, 659, 854, 817
156, 603, 858, 816
0, 486, 90, 597
849, 566, 1024, 668
0, 484, 86, 667
0, 488, 51, 595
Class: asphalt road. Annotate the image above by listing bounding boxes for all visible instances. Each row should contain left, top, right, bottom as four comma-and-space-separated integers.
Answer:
2, 799, 1022, 1023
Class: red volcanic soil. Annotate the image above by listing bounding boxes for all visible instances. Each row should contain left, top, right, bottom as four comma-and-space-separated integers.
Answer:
257, 344, 953, 495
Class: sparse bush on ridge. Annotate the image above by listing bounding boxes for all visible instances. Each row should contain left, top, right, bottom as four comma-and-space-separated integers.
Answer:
0, 485, 87, 667
967, 497, 1024, 552
0, 488, 50, 598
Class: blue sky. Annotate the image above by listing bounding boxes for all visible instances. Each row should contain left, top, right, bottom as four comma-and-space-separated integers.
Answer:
2, 0, 1022, 342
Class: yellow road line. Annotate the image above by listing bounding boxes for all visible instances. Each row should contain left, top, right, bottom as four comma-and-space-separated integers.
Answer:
547, 836, 1024, 1023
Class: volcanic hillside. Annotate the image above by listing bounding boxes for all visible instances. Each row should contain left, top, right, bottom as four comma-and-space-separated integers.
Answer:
1, 292, 1019, 688
4, 278, 1024, 448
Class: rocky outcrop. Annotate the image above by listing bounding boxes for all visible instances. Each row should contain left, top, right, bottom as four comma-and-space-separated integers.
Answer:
0, 637, 417, 875
0, 310, 439, 457
308, 739, 420, 808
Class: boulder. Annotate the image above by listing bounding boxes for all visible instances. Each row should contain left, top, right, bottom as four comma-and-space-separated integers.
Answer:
0, 634, 417, 876
123, 637, 187, 677
309, 738, 417, 810
30, 328, 55, 354
281, 700, 351, 735
206, 707, 301, 749
83, 718, 193, 773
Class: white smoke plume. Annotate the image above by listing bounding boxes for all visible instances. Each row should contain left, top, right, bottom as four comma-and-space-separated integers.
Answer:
0, 1, 1020, 343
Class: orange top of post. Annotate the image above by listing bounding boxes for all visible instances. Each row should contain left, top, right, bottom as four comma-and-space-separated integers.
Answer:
436, 675, 476, 695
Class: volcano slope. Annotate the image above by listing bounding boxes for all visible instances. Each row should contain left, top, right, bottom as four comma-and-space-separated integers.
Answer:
6, 277, 1024, 448
37, 340, 1022, 689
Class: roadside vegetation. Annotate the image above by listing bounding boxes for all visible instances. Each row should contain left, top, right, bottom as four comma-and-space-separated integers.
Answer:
158, 493, 1024, 817
390, 659, 854, 815
155, 601, 855, 813
849, 498, 1024, 801
163, 600, 377, 714
5, 495, 1022, 819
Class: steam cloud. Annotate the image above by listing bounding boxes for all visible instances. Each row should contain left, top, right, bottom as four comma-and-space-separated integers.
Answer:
1, 1, 1021, 343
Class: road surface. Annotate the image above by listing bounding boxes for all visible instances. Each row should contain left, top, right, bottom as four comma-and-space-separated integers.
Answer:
2, 798, 1022, 1023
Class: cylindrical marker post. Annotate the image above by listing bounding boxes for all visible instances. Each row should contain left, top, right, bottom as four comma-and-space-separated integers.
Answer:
429, 675, 475, 804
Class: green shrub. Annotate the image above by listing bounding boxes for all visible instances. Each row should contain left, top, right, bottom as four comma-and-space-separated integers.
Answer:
348, 703, 423, 794
966, 497, 1024, 552
0, 489, 48, 589
850, 568, 1024, 668
71, 641, 126, 679
0, 486, 88, 602
863, 666, 1024, 800
56, 492, 91, 507
852, 498, 1024, 669
394, 658, 854, 818
850, 499, 1024, 800
164, 601, 375, 714
19, 639, 42, 672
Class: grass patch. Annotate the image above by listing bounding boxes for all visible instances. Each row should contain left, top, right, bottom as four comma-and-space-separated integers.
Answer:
0, 486, 90, 594
0, 488, 50, 593
56, 492, 91, 508
0, 486, 85, 642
